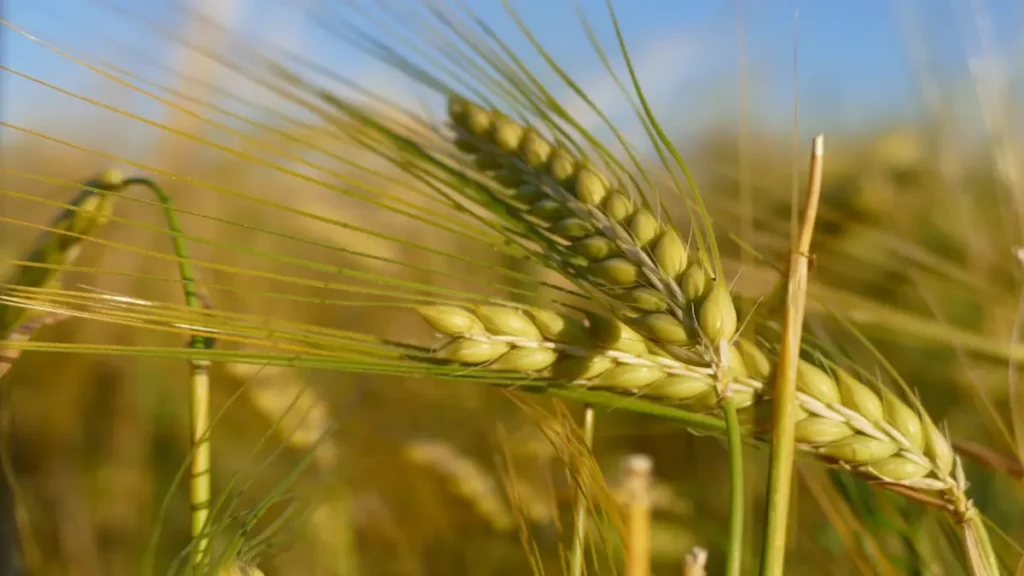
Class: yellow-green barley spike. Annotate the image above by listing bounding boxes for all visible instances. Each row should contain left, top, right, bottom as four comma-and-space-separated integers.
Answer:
1, 168, 127, 339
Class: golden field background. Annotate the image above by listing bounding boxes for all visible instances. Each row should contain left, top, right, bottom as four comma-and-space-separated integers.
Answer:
2, 1, 1024, 575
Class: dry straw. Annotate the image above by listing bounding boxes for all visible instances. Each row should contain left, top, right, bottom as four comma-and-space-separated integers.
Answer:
622, 454, 653, 576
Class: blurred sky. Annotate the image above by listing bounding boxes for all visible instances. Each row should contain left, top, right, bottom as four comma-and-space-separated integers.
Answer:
2, 0, 1022, 153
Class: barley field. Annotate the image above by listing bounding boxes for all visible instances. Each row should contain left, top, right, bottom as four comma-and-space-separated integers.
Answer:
1, 1, 1023, 575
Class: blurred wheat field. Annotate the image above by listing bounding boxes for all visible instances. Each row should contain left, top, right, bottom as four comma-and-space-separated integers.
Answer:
1, 1, 1024, 575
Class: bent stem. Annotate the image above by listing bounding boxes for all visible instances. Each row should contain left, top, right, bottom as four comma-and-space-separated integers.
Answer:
568, 405, 595, 576
759, 135, 824, 576
124, 176, 214, 569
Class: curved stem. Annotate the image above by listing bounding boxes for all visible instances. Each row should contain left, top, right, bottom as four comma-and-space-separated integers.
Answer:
721, 399, 744, 576
124, 177, 214, 570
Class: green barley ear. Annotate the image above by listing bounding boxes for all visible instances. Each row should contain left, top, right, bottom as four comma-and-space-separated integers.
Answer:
2, 168, 127, 339
410, 302, 967, 498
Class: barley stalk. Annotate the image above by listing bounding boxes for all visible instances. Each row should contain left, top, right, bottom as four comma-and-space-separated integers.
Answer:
568, 405, 595, 576
120, 176, 216, 570
760, 134, 825, 576
622, 454, 653, 576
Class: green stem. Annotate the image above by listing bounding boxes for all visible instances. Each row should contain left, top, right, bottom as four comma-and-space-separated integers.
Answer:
569, 405, 596, 576
124, 177, 213, 570
721, 399, 744, 576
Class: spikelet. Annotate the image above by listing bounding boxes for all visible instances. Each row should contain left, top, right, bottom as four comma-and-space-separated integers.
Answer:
414, 304, 958, 494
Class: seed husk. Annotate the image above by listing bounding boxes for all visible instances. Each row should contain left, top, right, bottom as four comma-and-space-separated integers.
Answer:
491, 114, 525, 152
651, 230, 687, 278
922, 414, 954, 475
448, 96, 492, 136
735, 338, 772, 381
474, 306, 543, 340
720, 346, 750, 381
881, 388, 925, 451
572, 236, 618, 261
588, 258, 639, 286
526, 309, 590, 346
796, 361, 842, 405
518, 129, 553, 168
550, 218, 596, 239
575, 166, 609, 205
681, 264, 709, 301
547, 146, 578, 186
465, 114, 493, 138
527, 199, 571, 225
586, 312, 649, 356
418, 305, 485, 336
835, 368, 884, 423
507, 185, 545, 208
440, 339, 511, 364
488, 347, 558, 372
795, 417, 857, 445
628, 209, 661, 247
593, 364, 665, 390
619, 287, 668, 312
549, 355, 616, 381
729, 388, 757, 410
868, 456, 932, 482
630, 313, 692, 345
644, 375, 714, 402
463, 106, 493, 136
819, 436, 899, 464
697, 282, 738, 345
601, 191, 634, 223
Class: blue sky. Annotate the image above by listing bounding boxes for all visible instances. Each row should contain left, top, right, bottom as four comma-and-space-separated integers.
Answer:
2, 0, 1022, 152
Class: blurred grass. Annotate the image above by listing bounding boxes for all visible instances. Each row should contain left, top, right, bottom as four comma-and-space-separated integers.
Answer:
2, 1, 1024, 574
